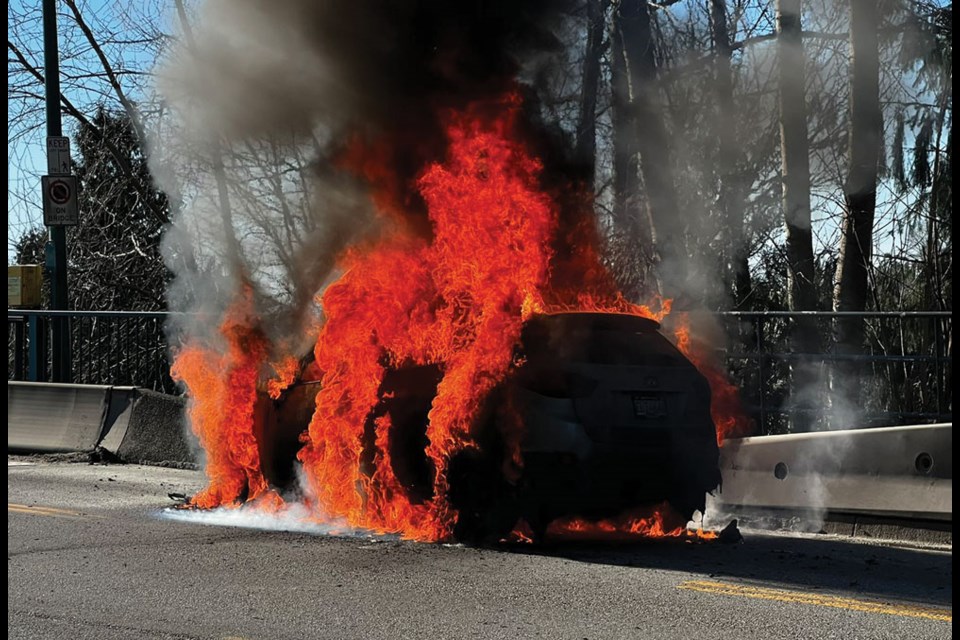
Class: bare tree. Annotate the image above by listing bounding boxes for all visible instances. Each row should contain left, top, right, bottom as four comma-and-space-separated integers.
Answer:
615, 0, 686, 300
832, 0, 882, 405
776, 0, 820, 429
710, 0, 753, 309
777, 0, 818, 316
575, 0, 610, 180
605, 0, 651, 298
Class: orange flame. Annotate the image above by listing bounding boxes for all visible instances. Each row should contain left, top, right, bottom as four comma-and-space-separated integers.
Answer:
296, 95, 554, 539
266, 355, 300, 400
672, 313, 752, 444
171, 90, 746, 540
548, 502, 719, 542
170, 290, 277, 509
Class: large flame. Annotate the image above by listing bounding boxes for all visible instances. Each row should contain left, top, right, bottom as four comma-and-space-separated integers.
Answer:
170, 289, 278, 509
172, 91, 748, 540
293, 95, 556, 540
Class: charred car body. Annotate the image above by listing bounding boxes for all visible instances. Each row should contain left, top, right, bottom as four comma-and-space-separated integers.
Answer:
264, 312, 721, 542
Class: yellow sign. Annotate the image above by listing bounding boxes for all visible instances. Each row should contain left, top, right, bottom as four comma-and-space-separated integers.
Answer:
8, 265, 43, 308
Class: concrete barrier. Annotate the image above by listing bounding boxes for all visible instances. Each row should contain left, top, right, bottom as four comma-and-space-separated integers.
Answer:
99, 388, 196, 465
715, 424, 952, 522
7, 381, 196, 465
8, 382, 113, 453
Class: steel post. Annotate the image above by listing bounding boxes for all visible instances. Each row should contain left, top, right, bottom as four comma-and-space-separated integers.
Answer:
43, 0, 71, 383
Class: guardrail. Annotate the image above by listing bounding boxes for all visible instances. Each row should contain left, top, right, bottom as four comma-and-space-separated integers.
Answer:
714, 423, 952, 524
7, 309, 952, 434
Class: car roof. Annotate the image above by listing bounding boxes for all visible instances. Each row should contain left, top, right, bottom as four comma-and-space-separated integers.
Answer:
527, 311, 661, 333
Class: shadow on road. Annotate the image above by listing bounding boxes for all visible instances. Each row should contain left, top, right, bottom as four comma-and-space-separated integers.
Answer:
494, 531, 952, 608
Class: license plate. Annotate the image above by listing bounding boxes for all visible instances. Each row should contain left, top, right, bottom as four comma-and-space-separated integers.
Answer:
632, 395, 666, 418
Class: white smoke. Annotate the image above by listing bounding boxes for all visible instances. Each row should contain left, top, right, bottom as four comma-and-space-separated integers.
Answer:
149, 0, 388, 355
159, 464, 398, 539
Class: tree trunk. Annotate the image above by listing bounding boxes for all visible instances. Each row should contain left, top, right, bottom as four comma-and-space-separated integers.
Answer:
710, 0, 752, 309
616, 0, 685, 300
920, 62, 951, 420
924, 103, 950, 313
777, 0, 819, 430
609, 2, 651, 296
575, 0, 609, 182
832, 0, 881, 412
609, 8, 634, 231
936, 123, 951, 411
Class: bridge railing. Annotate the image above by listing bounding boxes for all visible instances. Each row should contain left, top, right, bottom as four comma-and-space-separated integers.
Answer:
714, 311, 952, 434
7, 309, 952, 434
7, 310, 178, 395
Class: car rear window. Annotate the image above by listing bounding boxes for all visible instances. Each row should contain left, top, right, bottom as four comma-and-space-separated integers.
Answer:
520, 313, 691, 367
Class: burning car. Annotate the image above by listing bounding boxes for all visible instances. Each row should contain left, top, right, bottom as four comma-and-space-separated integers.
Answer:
263, 311, 721, 543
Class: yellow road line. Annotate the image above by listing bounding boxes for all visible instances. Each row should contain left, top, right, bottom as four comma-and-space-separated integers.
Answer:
8, 503, 89, 519
677, 580, 951, 622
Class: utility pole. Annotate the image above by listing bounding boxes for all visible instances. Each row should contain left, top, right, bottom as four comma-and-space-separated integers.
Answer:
43, 0, 71, 382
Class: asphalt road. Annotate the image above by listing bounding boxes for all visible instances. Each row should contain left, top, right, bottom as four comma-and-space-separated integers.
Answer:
8, 458, 952, 640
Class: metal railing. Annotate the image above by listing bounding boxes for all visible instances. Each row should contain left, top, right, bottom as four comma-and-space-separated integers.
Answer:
712, 311, 952, 434
7, 309, 953, 434
7, 310, 177, 394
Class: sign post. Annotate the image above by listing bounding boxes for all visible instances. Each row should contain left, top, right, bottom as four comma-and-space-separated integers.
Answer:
43, 0, 71, 383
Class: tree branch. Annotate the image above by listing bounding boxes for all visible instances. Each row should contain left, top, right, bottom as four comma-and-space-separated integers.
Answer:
63, 0, 147, 147
7, 39, 169, 225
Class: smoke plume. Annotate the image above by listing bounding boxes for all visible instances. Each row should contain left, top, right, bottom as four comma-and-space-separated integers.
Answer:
151, 0, 579, 347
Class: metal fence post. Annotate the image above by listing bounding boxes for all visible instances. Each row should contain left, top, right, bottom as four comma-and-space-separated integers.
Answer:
934, 317, 943, 418
756, 316, 767, 434
14, 320, 25, 380
27, 313, 48, 382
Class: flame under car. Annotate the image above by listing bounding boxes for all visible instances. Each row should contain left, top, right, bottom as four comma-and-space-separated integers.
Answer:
262, 312, 721, 542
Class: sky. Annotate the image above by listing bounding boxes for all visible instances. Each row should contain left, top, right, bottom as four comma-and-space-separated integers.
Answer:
7, 0, 168, 262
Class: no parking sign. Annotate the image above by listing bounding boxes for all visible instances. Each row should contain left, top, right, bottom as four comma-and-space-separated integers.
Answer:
41, 175, 79, 226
